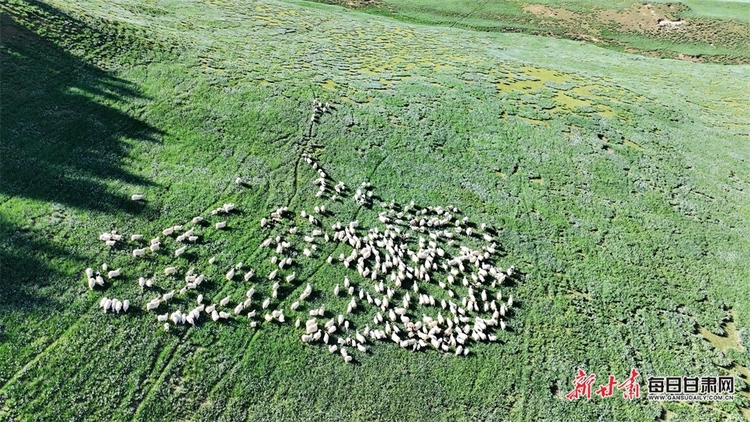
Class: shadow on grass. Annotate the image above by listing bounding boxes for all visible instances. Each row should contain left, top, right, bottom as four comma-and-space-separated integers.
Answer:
0, 215, 72, 311
0, 6, 164, 308
1, 9, 162, 212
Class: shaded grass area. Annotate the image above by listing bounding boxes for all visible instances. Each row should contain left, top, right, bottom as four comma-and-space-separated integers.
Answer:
0, 0, 163, 397
1, 0, 749, 420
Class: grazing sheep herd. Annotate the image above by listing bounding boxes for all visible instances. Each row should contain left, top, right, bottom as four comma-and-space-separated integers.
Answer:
85, 117, 517, 362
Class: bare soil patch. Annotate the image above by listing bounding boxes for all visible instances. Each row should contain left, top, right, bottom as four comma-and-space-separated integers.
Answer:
677, 53, 703, 63
597, 3, 682, 33
313, 0, 384, 9
522, 4, 578, 22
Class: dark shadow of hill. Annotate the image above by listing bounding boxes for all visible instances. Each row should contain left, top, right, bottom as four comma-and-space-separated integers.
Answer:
0, 7, 162, 213
0, 215, 74, 311
0, 6, 164, 310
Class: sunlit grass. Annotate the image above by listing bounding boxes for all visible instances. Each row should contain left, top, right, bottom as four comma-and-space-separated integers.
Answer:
1, 0, 749, 420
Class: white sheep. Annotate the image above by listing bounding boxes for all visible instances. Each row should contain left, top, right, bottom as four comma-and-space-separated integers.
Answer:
225, 268, 235, 280
300, 283, 312, 300
107, 268, 121, 279
170, 311, 184, 325
131, 194, 144, 201
99, 297, 111, 312
219, 296, 231, 307
215, 221, 227, 229
133, 248, 145, 257
164, 267, 177, 275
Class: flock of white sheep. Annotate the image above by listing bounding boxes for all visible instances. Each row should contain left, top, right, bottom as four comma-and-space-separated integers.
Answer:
85, 108, 516, 363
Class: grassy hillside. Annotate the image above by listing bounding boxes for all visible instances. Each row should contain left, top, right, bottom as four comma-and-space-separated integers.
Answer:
1, 0, 749, 420
316, 0, 750, 63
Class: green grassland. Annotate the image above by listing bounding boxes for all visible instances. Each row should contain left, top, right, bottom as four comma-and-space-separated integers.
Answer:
319, 0, 750, 63
1, 0, 749, 420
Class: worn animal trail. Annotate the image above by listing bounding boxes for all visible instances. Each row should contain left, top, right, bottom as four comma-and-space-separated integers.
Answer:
83, 108, 520, 363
